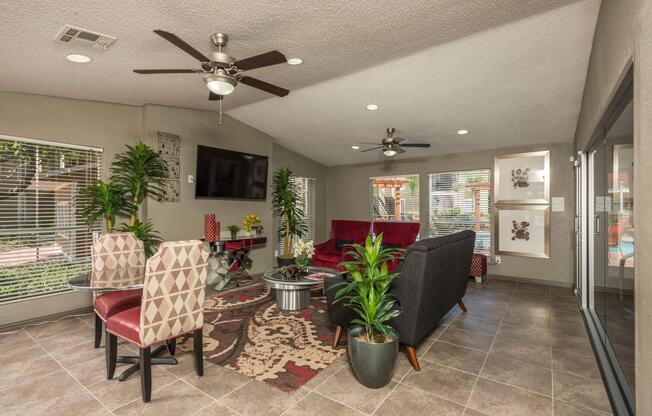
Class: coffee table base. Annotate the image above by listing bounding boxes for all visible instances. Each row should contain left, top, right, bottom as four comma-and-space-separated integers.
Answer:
275, 288, 311, 311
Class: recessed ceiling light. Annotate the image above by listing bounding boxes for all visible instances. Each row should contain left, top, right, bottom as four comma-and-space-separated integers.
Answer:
66, 53, 91, 63
351, 145, 360, 150
366, 104, 379, 111
457, 129, 469, 135
287, 58, 303, 65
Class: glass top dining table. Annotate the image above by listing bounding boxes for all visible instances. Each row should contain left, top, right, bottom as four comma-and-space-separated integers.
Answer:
68, 267, 145, 292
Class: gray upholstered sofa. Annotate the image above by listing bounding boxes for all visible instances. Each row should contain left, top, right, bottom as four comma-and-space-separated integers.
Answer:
324, 230, 476, 370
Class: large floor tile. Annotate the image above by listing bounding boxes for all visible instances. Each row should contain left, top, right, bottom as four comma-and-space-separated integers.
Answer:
184, 364, 251, 400
438, 327, 494, 352
422, 341, 487, 375
374, 384, 464, 416
113, 380, 214, 416
490, 336, 551, 367
401, 360, 477, 405
0, 353, 62, 391
66, 344, 140, 386
220, 380, 307, 416
192, 402, 238, 416
552, 348, 602, 379
284, 392, 363, 416
552, 333, 593, 354
467, 378, 552, 416
495, 322, 551, 345
37, 325, 96, 353
448, 315, 501, 336
502, 309, 550, 329
25, 316, 89, 340
553, 371, 612, 414
315, 366, 395, 414
480, 354, 551, 396
554, 400, 612, 416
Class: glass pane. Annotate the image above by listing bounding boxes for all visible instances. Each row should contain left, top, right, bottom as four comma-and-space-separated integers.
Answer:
590, 145, 608, 334
604, 100, 635, 394
370, 175, 419, 222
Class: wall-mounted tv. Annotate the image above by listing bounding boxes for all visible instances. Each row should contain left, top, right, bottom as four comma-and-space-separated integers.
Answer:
195, 145, 268, 200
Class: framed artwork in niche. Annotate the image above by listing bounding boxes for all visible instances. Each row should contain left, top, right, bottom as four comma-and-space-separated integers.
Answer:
494, 150, 550, 204
495, 205, 549, 259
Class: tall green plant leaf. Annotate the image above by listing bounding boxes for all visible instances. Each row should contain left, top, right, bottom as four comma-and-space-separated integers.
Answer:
271, 167, 307, 257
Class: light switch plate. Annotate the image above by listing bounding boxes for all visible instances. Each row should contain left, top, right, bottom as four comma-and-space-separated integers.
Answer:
187, 174, 194, 184
552, 197, 565, 212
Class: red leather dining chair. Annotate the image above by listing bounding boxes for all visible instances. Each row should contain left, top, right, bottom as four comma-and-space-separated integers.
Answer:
91, 232, 146, 348
105, 240, 209, 402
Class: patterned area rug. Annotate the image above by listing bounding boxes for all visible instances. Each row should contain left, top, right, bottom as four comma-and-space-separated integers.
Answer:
179, 283, 343, 392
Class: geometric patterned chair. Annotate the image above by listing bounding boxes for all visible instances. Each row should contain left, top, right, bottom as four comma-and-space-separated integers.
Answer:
105, 240, 209, 402
91, 232, 146, 348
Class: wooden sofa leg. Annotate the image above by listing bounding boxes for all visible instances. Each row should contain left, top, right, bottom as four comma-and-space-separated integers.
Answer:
332, 326, 343, 349
457, 300, 468, 313
406, 345, 421, 371
140, 347, 152, 403
94, 313, 103, 348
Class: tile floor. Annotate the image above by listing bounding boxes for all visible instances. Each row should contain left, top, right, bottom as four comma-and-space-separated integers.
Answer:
0, 279, 613, 416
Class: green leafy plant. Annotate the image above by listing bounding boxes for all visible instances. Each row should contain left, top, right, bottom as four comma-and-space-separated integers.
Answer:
332, 234, 403, 343
227, 224, 240, 238
110, 140, 168, 226
119, 218, 162, 257
79, 180, 130, 232
272, 167, 307, 258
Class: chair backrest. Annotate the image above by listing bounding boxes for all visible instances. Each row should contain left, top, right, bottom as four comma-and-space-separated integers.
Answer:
139, 240, 209, 346
331, 220, 371, 243
373, 221, 420, 248
390, 230, 476, 346
91, 232, 146, 288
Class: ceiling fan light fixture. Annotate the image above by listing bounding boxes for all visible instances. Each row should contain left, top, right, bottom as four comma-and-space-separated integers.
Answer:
457, 129, 469, 135
205, 73, 237, 95
383, 149, 397, 157
351, 145, 360, 150
287, 58, 303, 65
66, 53, 91, 63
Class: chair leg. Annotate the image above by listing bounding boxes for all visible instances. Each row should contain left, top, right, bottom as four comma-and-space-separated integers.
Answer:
166, 338, 176, 356
332, 325, 343, 349
140, 347, 152, 403
406, 345, 421, 371
105, 332, 117, 380
193, 328, 204, 377
94, 313, 103, 348
457, 300, 468, 313
405, 345, 421, 371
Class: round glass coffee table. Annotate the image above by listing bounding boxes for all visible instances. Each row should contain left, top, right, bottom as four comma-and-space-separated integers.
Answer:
263, 266, 339, 311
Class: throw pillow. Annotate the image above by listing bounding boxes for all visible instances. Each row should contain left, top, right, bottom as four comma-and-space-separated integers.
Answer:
335, 238, 354, 250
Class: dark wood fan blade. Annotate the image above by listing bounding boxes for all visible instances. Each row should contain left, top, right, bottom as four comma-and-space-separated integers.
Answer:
153, 30, 209, 62
401, 143, 431, 148
356, 141, 382, 145
133, 69, 203, 74
239, 76, 289, 97
396, 147, 406, 154
235, 51, 287, 71
208, 92, 223, 101
361, 146, 384, 152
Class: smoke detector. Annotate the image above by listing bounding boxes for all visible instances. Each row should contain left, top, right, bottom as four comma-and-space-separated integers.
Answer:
55, 25, 117, 50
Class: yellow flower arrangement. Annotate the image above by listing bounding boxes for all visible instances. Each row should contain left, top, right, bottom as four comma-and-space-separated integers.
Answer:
243, 214, 262, 232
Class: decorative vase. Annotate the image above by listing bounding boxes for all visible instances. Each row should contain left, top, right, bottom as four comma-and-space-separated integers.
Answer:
204, 214, 217, 242
347, 325, 398, 389
230, 231, 238, 240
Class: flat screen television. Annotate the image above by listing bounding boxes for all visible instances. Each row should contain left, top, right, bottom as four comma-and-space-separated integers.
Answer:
195, 145, 268, 200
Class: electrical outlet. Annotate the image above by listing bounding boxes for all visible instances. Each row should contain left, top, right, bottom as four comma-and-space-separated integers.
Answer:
494, 255, 502, 264
187, 174, 194, 184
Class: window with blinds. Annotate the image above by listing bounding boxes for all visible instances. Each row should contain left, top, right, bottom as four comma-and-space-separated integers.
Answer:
0, 135, 102, 303
428, 169, 491, 254
280, 176, 316, 249
370, 175, 420, 222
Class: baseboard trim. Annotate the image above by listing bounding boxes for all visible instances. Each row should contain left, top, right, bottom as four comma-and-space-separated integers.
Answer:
0, 306, 93, 333
486, 274, 574, 289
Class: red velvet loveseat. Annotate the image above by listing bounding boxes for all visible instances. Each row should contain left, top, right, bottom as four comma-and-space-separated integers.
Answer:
312, 219, 420, 271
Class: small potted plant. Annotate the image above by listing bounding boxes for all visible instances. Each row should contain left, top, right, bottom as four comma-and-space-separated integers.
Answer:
293, 239, 314, 267
227, 224, 240, 240
243, 214, 262, 236
272, 167, 307, 266
332, 234, 403, 388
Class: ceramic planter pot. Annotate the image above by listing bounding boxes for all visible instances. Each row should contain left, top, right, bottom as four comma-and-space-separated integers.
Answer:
230, 231, 238, 240
277, 256, 296, 267
347, 325, 398, 389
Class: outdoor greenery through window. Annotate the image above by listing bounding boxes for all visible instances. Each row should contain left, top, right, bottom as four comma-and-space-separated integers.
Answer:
370, 175, 420, 222
0, 135, 102, 302
428, 169, 491, 254
280, 177, 315, 249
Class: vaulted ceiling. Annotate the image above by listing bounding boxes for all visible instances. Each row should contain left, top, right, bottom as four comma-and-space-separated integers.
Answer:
0, 0, 599, 166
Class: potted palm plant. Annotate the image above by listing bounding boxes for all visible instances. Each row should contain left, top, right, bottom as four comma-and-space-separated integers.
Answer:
332, 234, 403, 388
272, 167, 307, 267
79, 180, 129, 232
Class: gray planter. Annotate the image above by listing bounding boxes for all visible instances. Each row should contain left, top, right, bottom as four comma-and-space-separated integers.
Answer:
347, 325, 398, 389
277, 256, 296, 267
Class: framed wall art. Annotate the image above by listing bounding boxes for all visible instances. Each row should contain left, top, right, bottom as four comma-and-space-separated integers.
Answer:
494, 205, 549, 259
494, 150, 550, 204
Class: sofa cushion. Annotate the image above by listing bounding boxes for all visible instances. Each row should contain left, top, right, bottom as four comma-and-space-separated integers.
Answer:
335, 238, 355, 250
331, 220, 371, 243
106, 306, 142, 346
94, 289, 142, 321
313, 250, 341, 264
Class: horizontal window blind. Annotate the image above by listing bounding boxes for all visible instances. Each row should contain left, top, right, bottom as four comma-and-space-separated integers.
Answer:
0, 136, 102, 302
371, 175, 420, 222
428, 169, 491, 254
280, 177, 315, 250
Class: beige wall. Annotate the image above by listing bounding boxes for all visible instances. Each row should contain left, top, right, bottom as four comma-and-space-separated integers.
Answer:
573, 0, 652, 412
326, 143, 575, 285
271, 143, 328, 255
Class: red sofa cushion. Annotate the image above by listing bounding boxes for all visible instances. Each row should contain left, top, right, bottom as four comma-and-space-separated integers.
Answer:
373, 221, 420, 248
331, 220, 371, 243
106, 306, 142, 346
94, 289, 142, 321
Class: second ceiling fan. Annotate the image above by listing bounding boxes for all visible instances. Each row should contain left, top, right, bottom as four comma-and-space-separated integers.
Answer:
133, 30, 290, 101
358, 128, 431, 157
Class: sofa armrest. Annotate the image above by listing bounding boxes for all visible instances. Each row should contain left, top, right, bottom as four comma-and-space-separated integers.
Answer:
324, 275, 357, 327
315, 239, 335, 252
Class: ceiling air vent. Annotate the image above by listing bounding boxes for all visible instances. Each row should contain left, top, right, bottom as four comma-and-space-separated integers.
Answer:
54, 25, 117, 50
